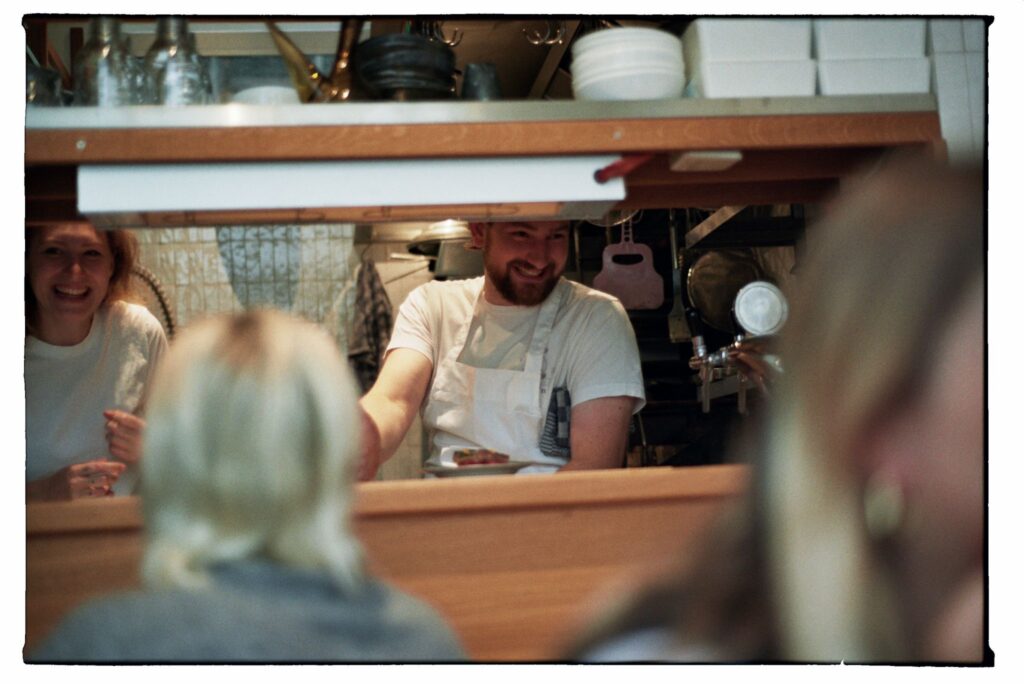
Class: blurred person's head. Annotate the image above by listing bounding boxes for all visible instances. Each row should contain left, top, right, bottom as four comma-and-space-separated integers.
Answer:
140, 309, 365, 592
764, 156, 984, 662
25, 224, 139, 343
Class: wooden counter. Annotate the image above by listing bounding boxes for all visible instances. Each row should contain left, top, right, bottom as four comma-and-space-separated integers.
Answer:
26, 464, 748, 661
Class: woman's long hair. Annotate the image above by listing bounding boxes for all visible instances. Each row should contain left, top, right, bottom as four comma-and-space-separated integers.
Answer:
764, 156, 983, 661
567, 155, 984, 663
140, 309, 366, 593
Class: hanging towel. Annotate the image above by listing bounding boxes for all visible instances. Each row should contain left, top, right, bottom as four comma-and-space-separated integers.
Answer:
348, 258, 394, 393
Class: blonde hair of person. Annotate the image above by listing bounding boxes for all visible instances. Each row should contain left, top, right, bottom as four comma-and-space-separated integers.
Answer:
763, 156, 983, 661
140, 309, 365, 592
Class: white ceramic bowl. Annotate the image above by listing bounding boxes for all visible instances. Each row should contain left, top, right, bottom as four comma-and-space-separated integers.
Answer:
572, 27, 683, 58
572, 63, 683, 88
231, 85, 301, 105
572, 45, 683, 76
573, 66, 684, 101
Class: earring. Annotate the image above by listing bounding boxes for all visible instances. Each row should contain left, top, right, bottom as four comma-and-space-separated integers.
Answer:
863, 471, 905, 541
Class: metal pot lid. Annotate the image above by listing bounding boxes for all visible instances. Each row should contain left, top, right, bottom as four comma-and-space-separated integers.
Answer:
408, 219, 472, 256
686, 250, 763, 332
733, 281, 788, 336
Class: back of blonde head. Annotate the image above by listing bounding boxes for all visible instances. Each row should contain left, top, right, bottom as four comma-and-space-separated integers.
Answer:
140, 309, 364, 591
764, 156, 984, 660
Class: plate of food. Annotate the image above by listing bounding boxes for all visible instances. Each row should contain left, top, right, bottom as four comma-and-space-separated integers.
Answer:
423, 447, 536, 477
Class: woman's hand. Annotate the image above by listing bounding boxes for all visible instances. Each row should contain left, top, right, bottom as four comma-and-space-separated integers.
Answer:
26, 460, 127, 502
104, 410, 145, 464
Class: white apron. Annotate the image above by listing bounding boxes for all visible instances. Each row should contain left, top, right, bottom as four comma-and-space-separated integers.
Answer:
424, 279, 567, 474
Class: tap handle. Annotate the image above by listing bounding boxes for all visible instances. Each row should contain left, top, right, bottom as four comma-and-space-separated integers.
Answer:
685, 306, 706, 358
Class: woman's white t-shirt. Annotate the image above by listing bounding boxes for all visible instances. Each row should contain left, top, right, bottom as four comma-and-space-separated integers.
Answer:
25, 301, 169, 494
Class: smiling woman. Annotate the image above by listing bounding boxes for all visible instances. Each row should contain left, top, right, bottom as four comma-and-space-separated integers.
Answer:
25, 224, 168, 501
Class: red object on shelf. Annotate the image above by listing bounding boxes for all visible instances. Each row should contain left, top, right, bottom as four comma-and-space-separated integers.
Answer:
594, 153, 655, 183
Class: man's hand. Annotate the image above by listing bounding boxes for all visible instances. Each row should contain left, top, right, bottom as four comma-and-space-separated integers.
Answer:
26, 460, 127, 502
104, 409, 145, 464
728, 342, 783, 395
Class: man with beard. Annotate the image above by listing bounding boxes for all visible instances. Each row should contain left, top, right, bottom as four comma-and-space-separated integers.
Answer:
358, 220, 645, 477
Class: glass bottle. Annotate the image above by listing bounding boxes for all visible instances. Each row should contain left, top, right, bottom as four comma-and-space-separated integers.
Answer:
73, 17, 139, 106
144, 17, 210, 105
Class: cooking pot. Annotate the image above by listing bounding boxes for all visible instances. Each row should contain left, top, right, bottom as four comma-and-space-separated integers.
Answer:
686, 250, 764, 333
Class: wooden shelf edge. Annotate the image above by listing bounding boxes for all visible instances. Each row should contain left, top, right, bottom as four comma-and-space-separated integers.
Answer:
26, 465, 750, 534
25, 111, 942, 165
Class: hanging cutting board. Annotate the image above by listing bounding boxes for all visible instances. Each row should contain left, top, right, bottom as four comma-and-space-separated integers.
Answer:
592, 226, 664, 310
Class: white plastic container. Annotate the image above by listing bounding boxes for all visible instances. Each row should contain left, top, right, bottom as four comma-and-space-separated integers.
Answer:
813, 19, 926, 59
687, 60, 817, 98
817, 58, 930, 95
682, 18, 812, 62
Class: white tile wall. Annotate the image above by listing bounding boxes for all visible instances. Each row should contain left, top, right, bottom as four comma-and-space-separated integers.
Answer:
132, 228, 436, 481
964, 51, 986, 161
134, 225, 360, 350
963, 18, 986, 53
932, 53, 976, 163
927, 18, 986, 165
928, 19, 965, 54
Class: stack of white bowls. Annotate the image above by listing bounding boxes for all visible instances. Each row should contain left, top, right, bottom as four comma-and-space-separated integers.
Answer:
571, 27, 685, 101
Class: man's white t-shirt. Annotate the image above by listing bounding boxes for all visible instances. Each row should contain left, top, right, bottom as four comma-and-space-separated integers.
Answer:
387, 276, 645, 461
25, 301, 169, 494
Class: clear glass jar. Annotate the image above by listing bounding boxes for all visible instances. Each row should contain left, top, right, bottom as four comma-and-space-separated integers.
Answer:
26, 62, 63, 106
144, 17, 210, 105
73, 17, 141, 106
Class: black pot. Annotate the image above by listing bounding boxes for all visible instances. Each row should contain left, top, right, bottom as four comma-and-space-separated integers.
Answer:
354, 33, 454, 63
354, 35, 455, 79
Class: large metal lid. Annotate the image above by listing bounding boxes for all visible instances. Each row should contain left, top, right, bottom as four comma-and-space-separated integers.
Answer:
733, 280, 788, 336
407, 219, 471, 256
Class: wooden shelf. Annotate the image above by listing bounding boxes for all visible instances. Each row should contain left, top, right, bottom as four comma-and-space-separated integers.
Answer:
24, 96, 943, 225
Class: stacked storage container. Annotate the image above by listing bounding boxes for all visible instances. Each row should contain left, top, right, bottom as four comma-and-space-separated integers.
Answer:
814, 18, 930, 94
682, 19, 816, 98
929, 18, 985, 164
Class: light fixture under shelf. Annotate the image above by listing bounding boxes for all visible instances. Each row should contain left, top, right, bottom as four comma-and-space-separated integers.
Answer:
77, 155, 626, 228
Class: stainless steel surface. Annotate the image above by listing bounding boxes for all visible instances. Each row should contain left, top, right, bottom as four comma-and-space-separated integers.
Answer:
26, 93, 939, 130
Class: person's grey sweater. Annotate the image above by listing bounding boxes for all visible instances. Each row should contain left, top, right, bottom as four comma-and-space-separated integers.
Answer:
28, 559, 465, 664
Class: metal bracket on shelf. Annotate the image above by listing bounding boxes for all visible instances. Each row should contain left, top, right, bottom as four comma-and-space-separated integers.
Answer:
684, 204, 746, 250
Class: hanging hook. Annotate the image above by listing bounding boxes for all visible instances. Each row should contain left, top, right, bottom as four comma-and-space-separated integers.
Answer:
427, 20, 462, 47
523, 20, 566, 46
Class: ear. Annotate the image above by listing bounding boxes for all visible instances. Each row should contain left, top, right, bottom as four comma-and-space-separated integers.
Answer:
468, 222, 487, 250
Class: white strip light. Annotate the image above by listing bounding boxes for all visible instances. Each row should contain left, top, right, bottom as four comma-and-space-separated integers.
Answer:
77, 156, 626, 216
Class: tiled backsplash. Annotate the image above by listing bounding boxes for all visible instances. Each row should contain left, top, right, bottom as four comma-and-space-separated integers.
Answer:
132, 225, 432, 481
134, 225, 360, 350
